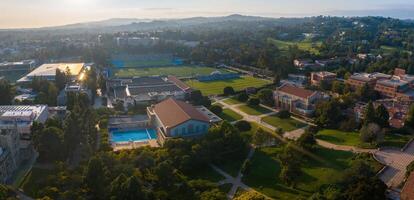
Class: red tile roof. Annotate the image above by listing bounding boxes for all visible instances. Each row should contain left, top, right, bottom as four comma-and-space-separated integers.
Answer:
278, 84, 316, 99
402, 173, 414, 200
153, 98, 209, 128
168, 75, 191, 91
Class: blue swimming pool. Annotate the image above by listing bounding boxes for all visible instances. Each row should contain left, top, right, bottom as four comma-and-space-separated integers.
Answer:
111, 129, 157, 143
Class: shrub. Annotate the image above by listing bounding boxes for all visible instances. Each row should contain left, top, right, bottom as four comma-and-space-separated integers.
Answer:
223, 86, 235, 96
360, 123, 384, 144
247, 97, 260, 106
209, 105, 223, 115
237, 92, 249, 102
235, 120, 252, 132
277, 110, 291, 119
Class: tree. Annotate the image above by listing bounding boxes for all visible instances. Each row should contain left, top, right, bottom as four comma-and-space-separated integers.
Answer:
297, 129, 316, 150
109, 174, 127, 200
237, 92, 249, 102
34, 127, 65, 162
223, 86, 235, 96
375, 104, 389, 128
189, 90, 203, 102
405, 104, 414, 129
315, 99, 343, 128
0, 80, 13, 105
257, 88, 274, 106
247, 97, 260, 106
277, 110, 291, 119
360, 123, 384, 144
364, 101, 376, 125
234, 120, 251, 132
331, 81, 344, 94
123, 176, 148, 200
273, 74, 281, 86
278, 143, 301, 187
252, 128, 273, 146
357, 83, 378, 102
55, 69, 69, 90
209, 105, 223, 115
84, 157, 108, 199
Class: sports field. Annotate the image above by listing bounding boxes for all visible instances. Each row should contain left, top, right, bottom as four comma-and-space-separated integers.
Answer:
113, 59, 173, 68
185, 76, 271, 96
267, 38, 322, 55
114, 66, 229, 78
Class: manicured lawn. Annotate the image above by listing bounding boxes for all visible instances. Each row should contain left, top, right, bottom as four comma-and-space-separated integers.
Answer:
382, 134, 413, 149
267, 38, 322, 55
219, 109, 243, 122
316, 129, 361, 146
186, 76, 271, 96
21, 167, 55, 196
223, 97, 244, 105
238, 105, 272, 116
115, 66, 229, 77
243, 146, 363, 199
262, 115, 306, 132
215, 157, 246, 178
317, 129, 413, 149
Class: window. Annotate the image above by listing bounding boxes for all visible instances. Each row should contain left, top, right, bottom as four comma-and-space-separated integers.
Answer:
188, 124, 194, 133
182, 127, 186, 135
174, 129, 179, 136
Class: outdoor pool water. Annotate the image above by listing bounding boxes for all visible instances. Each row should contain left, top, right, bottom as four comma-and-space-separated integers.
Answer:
111, 129, 157, 143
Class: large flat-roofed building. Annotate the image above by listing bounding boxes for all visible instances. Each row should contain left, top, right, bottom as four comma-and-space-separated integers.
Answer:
17, 63, 87, 83
0, 60, 36, 71
274, 84, 324, 117
345, 72, 391, 88
109, 76, 190, 106
147, 98, 221, 144
0, 105, 48, 183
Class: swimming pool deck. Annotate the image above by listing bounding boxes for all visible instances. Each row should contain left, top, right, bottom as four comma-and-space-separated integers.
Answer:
112, 139, 159, 151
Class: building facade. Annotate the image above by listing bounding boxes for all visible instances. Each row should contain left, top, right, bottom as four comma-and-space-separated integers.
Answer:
274, 84, 323, 117
311, 71, 337, 86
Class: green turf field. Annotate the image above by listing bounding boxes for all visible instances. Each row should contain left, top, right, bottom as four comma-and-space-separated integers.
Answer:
114, 66, 228, 77
186, 76, 271, 96
121, 59, 173, 68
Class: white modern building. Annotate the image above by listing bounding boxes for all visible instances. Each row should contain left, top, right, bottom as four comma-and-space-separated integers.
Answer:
17, 63, 89, 83
0, 105, 48, 183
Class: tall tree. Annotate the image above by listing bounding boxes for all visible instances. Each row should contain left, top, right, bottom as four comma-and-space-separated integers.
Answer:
375, 104, 389, 127
257, 88, 274, 106
84, 157, 108, 199
0, 79, 13, 105
364, 101, 376, 125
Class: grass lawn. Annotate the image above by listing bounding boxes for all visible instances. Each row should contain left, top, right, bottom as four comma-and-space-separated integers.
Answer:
267, 38, 322, 55
219, 109, 243, 122
382, 133, 413, 149
21, 167, 55, 196
186, 166, 224, 182
186, 76, 271, 96
317, 129, 413, 149
223, 97, 244, 105
238, 105, 272, 116
118, 59, 172, 68
243, 146, 363, 199
262, 115, 306, 132
114, 66, 229, 78
215, 156, 246, 178
316, 129, 361, 146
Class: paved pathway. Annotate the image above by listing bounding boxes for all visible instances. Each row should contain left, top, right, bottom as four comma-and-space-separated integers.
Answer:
316, 139, 377, 153
211, 147, 272, 199
375, 141, 414, 188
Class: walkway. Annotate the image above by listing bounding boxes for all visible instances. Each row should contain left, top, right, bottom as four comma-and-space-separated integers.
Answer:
375, 141, 414, 188
216, 97, 414, 190
211, 147, 272, 199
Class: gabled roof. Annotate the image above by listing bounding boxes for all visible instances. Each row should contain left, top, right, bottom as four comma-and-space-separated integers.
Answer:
278, 84, 316, 99
153, 98, 209, 128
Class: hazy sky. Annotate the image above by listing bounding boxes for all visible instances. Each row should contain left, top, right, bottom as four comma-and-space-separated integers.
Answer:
1, 0, 414, 28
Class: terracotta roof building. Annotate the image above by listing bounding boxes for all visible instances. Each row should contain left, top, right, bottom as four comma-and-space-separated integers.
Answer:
147, 98, 220, 144
311, 71, 337, 86
274, 84, 324, 117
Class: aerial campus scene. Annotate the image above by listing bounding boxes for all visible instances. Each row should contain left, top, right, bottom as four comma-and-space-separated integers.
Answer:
2, 1, 414, 200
